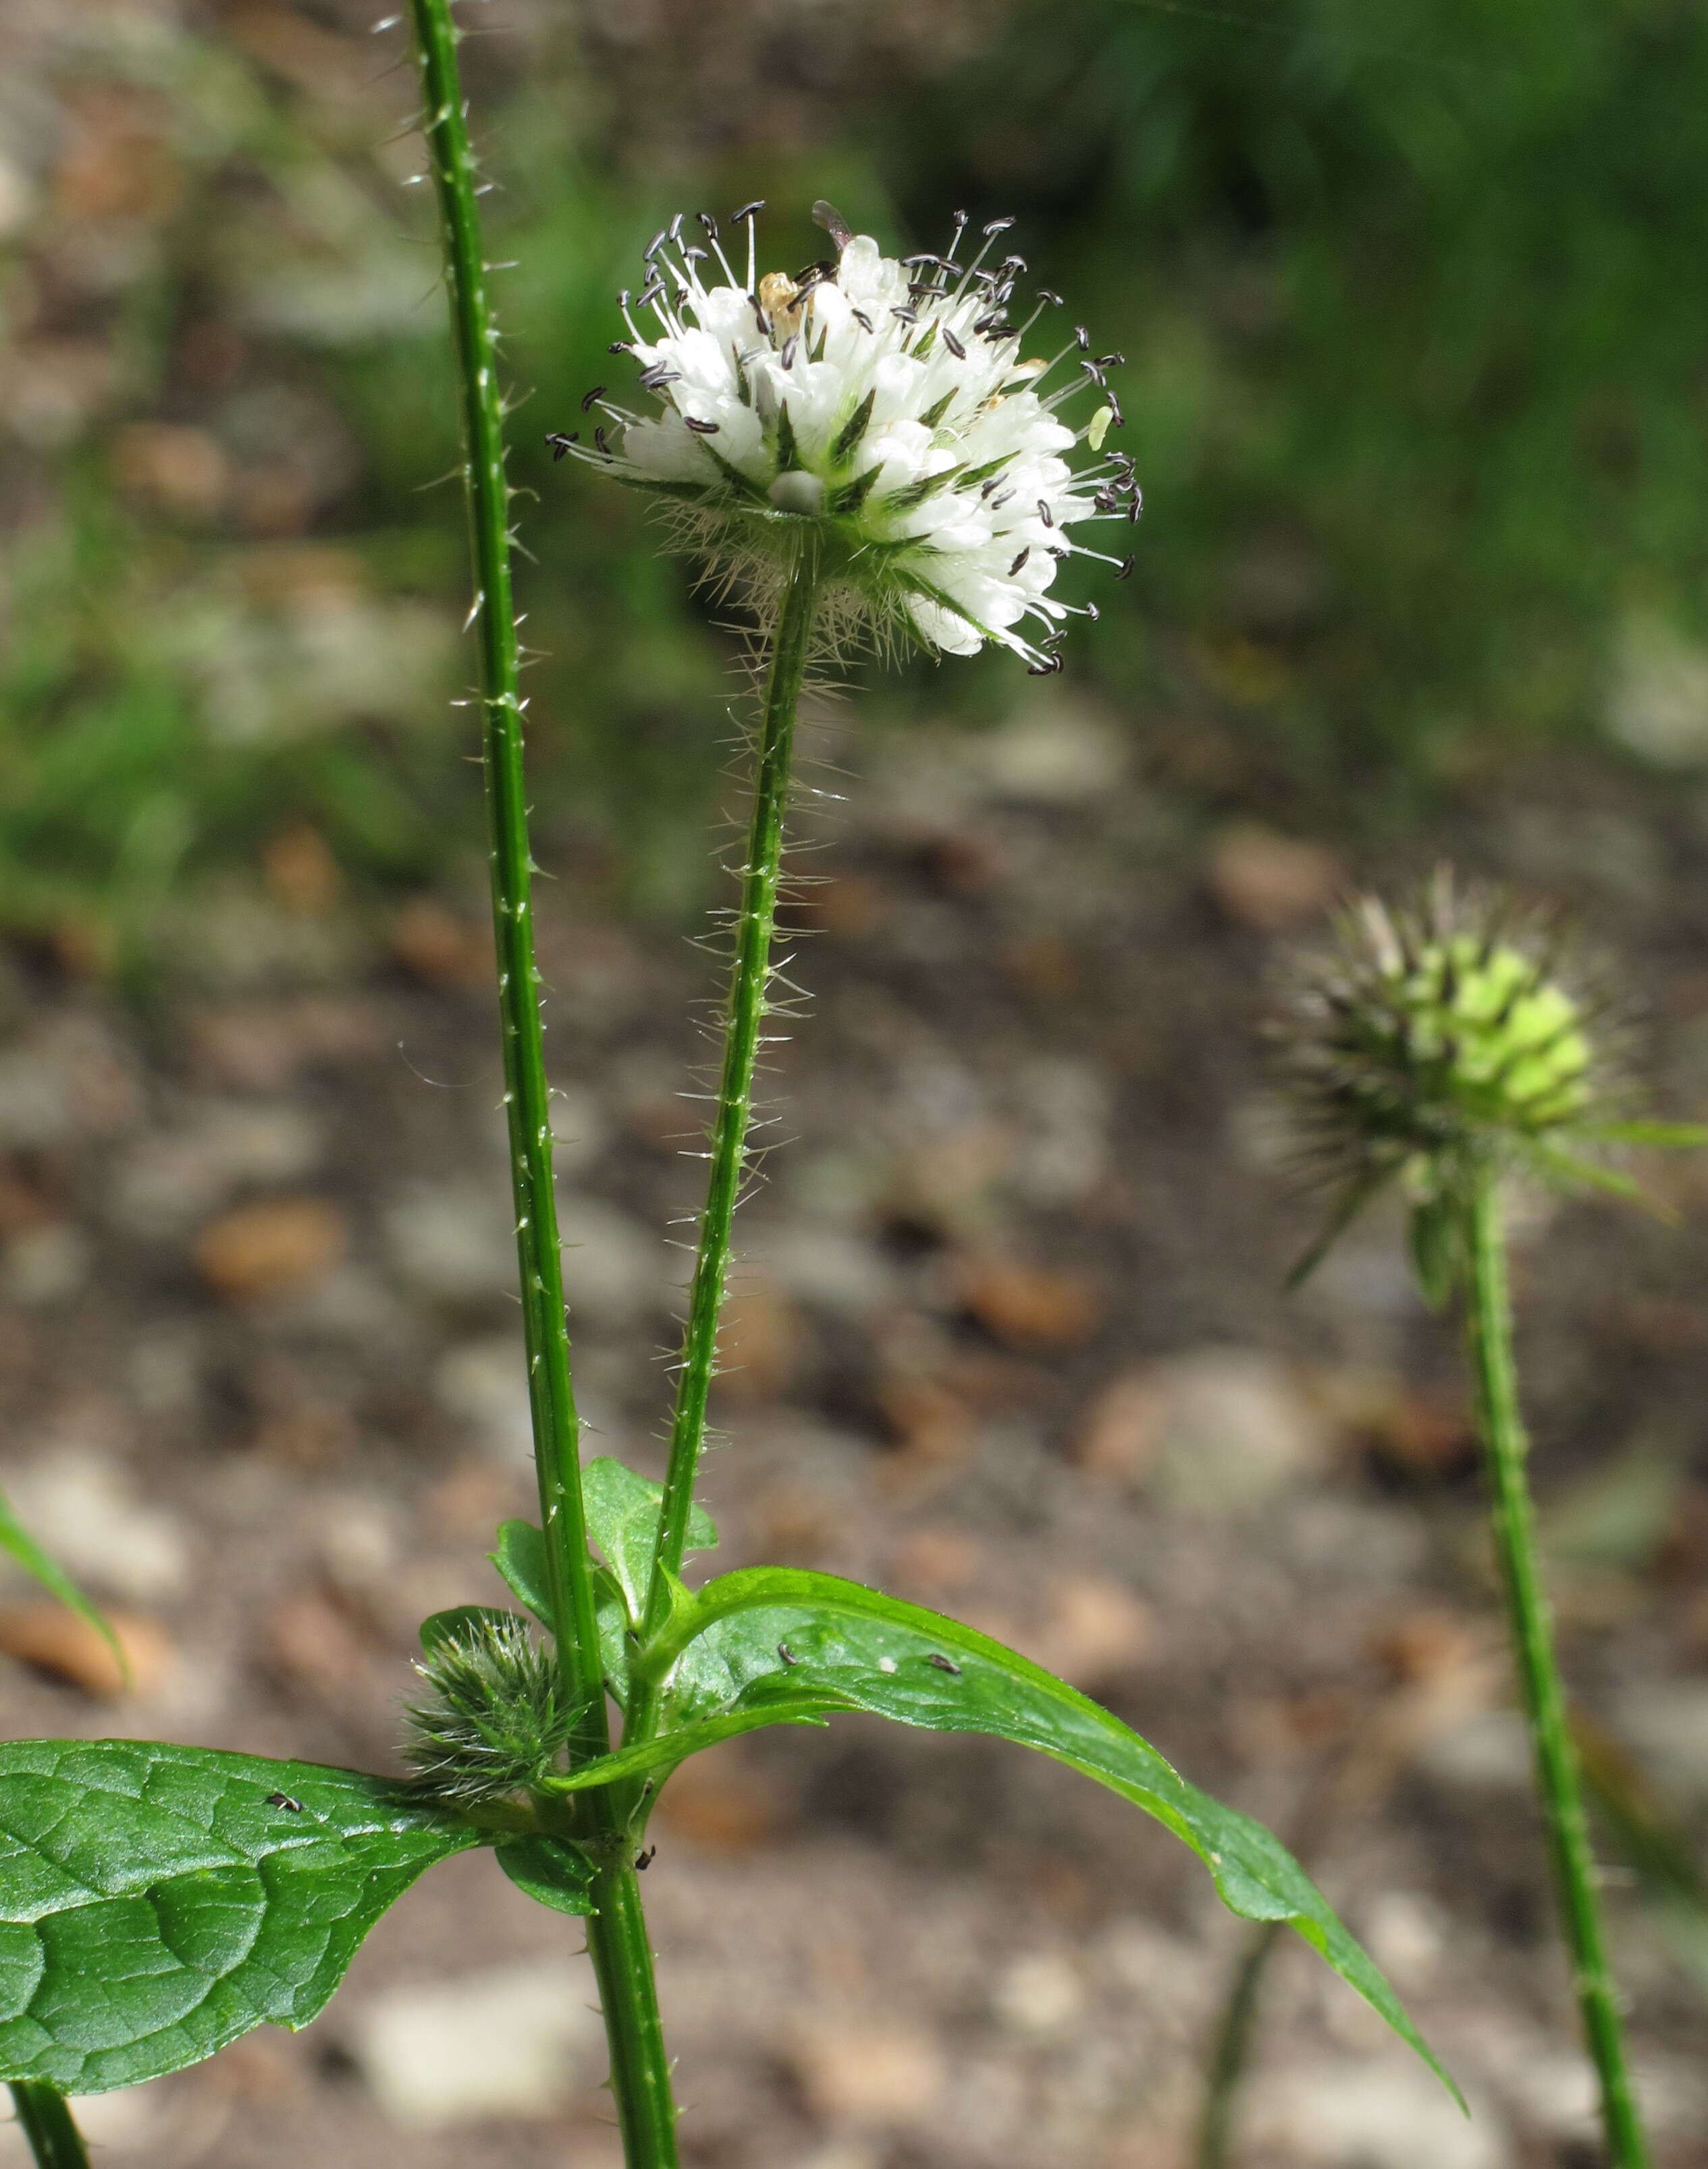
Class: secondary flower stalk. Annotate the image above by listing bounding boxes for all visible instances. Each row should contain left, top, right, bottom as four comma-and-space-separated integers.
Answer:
1277, 870, 1701, 2169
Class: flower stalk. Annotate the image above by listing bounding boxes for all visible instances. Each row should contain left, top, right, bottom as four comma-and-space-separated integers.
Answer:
1462, 1163, 1651, 2169
639, 532, 821, 1651
404, 3, 679, 2160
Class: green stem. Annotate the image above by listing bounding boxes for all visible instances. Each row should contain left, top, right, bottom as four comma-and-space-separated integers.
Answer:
1194, 1920, 1284, 2169
405, 7, 678, 2162
586, 1868, 677, 2166
7, 2085, 90, 2169
1464, 1164, 1651, 2169
635, 538, 822, 1661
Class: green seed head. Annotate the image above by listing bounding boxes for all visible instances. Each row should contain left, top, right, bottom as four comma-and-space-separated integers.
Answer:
403, 1613, 569, 1810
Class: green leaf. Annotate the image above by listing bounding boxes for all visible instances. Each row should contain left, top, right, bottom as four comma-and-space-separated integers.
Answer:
493, 1835, 597, 1918
1573, 1121, 1708, 1149
419, 1604, 515, 1656
0, 1485, 127, 1689
581, 1459, 718, 1627
1407, 1196, 1460, 1311
553, 1569, 1458, 2104
0, 1740, 477, 2094
487, 1518, 638, 1708
490, 1518, 551, 1625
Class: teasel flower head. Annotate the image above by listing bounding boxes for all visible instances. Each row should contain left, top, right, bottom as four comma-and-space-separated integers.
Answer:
1274, 868, 1701, 1303
404, 1611, 571, 1810
552, 201, 1139, 671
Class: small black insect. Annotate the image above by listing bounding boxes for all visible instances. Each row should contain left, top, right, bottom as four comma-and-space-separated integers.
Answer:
545, 432, 578, 460
925, 1652, 962, 1675
778, 1642, 797, 1667
265, 1792, 304, 1813
635, 1845, 657, 1871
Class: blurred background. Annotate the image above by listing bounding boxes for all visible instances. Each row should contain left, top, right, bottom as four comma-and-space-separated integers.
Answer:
3, 1, 1708, 2164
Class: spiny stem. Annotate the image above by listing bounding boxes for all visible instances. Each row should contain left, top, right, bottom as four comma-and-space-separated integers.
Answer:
405, 0, 599, 1761
637, 536, 822, 1654
405, 7, 679, 2163
1463, 1162, 1651, 2169
7, 2084, 90, 2169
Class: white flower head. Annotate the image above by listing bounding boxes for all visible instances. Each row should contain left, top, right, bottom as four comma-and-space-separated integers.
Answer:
554, 202, 1140, 673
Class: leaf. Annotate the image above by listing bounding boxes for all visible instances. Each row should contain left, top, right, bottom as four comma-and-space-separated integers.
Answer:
418, 1604, 515, 1656
580, 1460, 718, 1627
550, 1569, 1458, 2104
0, 1486, 127, 1690
490, 1518, 552, 1626
493, 1835, 596, 1918
0, 1740, 478, 2094
488, 1519, 638, 1708
1573, 1121, 1708, 1149
1406, 1196, 1460, 1311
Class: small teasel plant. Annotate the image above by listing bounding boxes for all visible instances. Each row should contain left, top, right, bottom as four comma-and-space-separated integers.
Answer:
0, 6, 1449, 2163
1277, 868, 1706, 2169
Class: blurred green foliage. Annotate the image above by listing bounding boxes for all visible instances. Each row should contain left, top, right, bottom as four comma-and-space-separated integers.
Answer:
2, 0, 1706, 953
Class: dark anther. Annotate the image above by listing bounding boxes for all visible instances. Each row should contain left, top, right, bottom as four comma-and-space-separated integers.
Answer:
681, 244, 708, 263
1128, 486, 1144, 523
732, 199, 766, 223
684, 416, 720, 434
265, 1792, 304, 1812
1009, 547, 1030, 576
643, 228, 668, 259
1083, 362, 1106, 389
926, 1652, 963, 1673
637, 365, 680, 390
1000, 254, 1026, 273
780, 334, 799, 369
1027, 658, 1053, 675
752, 303, 771, 337
545, 432, 579, 460
1085, 601, 1100, 621
901, 253, 949, 269
778, 1642, 797, 1667
580, 385, 606, 412
990, 488, 1015, 508
593, 425, 611, 456
1097, 352, 1125, 368
698, 210, 718, 237
635, 1845, 657, 1871
1038, 498, 1053, 527
618, 288, 631, 309
851, 309, 873, 332
942, 330, 966, 360
982, 215, 1015, 235
951, 208, 969, 228
1106, 393, 1126, 428
1075, 325, 1090, 350
1035, 287, 1063, 307
1115, 554, 1134, 579
608, 340, 632, 355
972, 312, 1008, 336
668, 211, 685, 242
890, 306, 918, 325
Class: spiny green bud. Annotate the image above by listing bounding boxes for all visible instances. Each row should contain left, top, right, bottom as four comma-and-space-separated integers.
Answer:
404, 1612, 570, 1810
1274, 868, 1632, 1298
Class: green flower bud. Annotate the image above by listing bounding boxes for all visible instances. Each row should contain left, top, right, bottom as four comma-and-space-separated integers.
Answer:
1272, 869, 1665, 1299
404, 1612, 570, 1810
